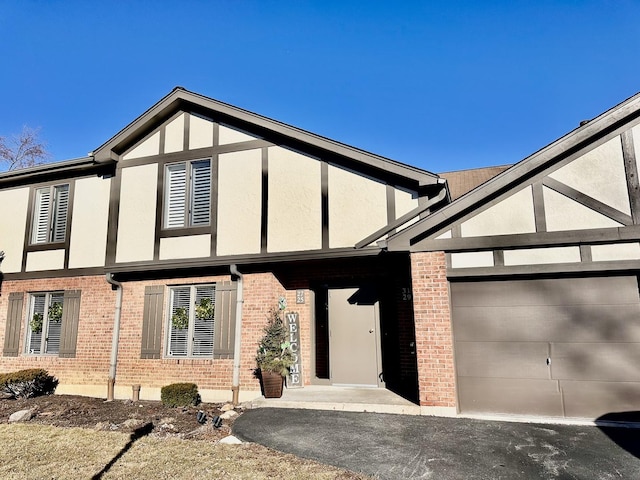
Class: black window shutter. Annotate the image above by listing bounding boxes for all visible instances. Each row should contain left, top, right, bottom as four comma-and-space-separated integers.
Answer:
213, 281, 237, 357
141, 285, 164, 359
59, 290, 81, 358
3, 292, 24, 357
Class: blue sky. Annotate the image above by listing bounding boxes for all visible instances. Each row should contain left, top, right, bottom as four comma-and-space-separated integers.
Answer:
1, 1, 639, 173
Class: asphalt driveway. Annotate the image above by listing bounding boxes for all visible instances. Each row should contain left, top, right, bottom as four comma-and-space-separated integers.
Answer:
233, 408, 640, 479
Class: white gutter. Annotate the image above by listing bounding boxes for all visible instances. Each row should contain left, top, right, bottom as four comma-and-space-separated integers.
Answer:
105, 273, 123, 401
229, 264, 244, 406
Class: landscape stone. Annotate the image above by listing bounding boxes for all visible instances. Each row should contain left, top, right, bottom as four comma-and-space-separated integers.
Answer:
218, 435, 242, 444
9, 409, 33, 423
220, 410, 238, 420
220, 403, 235, 412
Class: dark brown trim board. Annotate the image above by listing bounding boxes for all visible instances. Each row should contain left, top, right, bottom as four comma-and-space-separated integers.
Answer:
621, 129, 640, 224
261, 147, 269, 254
411, 224, 640, 252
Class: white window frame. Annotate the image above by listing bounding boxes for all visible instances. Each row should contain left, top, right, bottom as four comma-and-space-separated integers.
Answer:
31, 184, 70, 244
163, 159, 211, 229
166, 284, 216, 358
26, 291, 64, 355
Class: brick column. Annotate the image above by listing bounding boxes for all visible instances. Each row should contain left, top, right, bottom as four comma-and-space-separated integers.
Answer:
410, 251, 456, 409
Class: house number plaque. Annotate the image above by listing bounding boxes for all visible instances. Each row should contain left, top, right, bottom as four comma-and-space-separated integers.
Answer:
286, 311, 303, 388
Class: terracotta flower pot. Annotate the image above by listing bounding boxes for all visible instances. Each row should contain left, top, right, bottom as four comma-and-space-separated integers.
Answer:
260, 370, 284, 398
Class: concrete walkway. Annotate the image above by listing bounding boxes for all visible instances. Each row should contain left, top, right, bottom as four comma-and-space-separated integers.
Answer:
244, 385, 421, 415
233, 408, 640, 479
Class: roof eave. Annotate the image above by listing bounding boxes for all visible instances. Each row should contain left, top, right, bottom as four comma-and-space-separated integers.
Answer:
93, 87, 439, 185
386, 90, 640, 249
0, 157, 106, 187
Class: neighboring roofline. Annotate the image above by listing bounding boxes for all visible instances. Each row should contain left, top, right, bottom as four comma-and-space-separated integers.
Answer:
0, 157, 109, 187
438, 164, 513, 175
387, 90, 640, 249
92, 87, 439, 186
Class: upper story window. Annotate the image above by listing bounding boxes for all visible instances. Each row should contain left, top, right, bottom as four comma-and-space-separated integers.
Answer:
26, 291, 64, 355
164, 159, 211, 229
31, 184, 69, 244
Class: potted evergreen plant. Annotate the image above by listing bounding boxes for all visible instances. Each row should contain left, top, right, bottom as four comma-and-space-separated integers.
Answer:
255, 307, 294, 398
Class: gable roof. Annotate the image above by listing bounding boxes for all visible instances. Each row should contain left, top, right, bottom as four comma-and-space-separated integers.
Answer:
439, 165, 511, 200
92, 87, 440, 187
386, 90, 640, 250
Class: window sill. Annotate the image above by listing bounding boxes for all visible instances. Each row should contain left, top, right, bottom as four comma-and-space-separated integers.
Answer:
160, 226, 211, 238
26, 242, 66, 252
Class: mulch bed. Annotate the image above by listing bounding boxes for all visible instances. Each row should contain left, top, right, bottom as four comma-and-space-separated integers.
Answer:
0, 394, 240, 442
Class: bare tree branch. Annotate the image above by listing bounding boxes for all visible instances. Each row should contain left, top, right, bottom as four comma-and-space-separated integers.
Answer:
0, 126, 50, 171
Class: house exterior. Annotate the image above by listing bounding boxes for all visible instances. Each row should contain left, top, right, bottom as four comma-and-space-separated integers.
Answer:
2, 87, 640, 420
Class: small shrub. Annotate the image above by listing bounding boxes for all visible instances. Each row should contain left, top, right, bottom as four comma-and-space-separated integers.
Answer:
0, 368, 58, 399
160, 382, 200, 407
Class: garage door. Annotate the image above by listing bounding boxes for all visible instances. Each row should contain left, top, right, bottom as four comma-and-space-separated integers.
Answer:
451, 276, 640, 419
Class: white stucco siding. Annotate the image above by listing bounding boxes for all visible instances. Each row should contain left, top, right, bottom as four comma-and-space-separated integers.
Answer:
543, 187, 623, 232
219, 124, 257, 145
25, 249, 65, 271
159, 235, 211, 260
591, 243, 640, 262
189, 114, 214, 149
549, 136, 630, 215
122, 131, 160, 160
217, 149, 262, 255
461, 186, 536, 237
451, 251, 494, 268
0, 187, 29, 273
503, 246, 581, 266
164, 113, 184, 154
394, 187, 419, 218
68, 176, 111, 268
328, 165, 388, 248
115, 164, 158, 263
267, 147, 322, 252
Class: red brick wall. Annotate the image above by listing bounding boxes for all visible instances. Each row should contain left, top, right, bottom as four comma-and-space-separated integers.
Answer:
410, 251, 456, 408
0, 276, 115, 387
0, 272, 295, 397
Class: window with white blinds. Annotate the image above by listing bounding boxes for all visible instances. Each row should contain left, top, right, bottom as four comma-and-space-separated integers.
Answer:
27, 292, 64, 355
31, 184, 70, 244
164, 159, 211, 228
167, 284, 216, 357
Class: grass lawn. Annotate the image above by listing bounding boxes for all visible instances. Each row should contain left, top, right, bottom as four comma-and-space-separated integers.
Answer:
0, 424, 368, 479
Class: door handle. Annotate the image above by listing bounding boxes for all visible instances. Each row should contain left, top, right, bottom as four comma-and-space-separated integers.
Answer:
369, 329, 374, 333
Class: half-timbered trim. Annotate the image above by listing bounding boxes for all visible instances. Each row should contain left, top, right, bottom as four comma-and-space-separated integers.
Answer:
621, 128, 640, 224
321, 160, 329, 250
411, 225, 640, 252
532, 180, 546, 232
541, 176, 632, 226
261, 147, 269, 254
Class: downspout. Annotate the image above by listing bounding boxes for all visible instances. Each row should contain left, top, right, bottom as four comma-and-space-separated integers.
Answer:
230, 264, 244, 406
105, 273, 123, 401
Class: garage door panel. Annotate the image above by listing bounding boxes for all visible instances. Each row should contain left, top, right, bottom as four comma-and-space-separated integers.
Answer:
552, 343, 640, 382
451, 277, 638, 307
458, 377, 564, 416
452, 276, 640, 418
456, 342, 549, 378
561, 380, 640, 418
453, 305, 640, 342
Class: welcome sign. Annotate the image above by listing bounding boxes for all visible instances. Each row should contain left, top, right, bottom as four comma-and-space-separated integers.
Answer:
286, 311, 303, 388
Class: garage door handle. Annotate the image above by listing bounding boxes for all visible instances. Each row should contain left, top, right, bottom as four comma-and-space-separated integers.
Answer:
369, 329, 374, 333
546, 357, 551, 366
